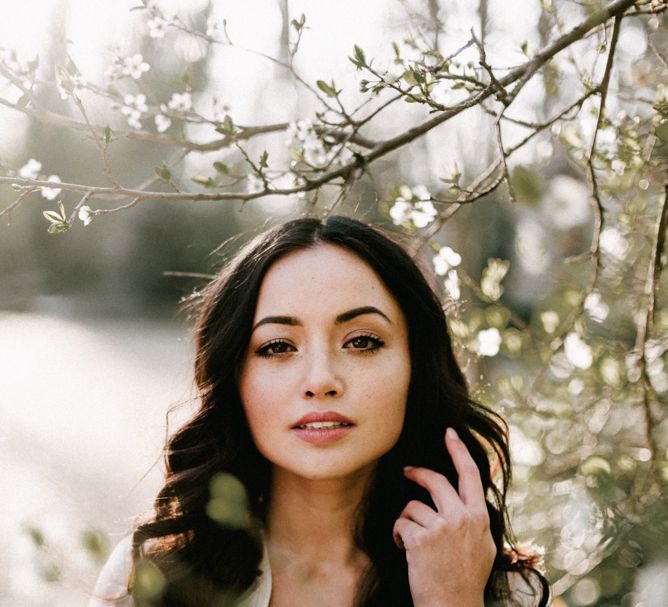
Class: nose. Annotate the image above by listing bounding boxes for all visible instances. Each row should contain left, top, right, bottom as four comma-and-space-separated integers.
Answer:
302, 349, 343, 399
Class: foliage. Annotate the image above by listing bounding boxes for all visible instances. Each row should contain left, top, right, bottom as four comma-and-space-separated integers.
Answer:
1, 0, 667, 605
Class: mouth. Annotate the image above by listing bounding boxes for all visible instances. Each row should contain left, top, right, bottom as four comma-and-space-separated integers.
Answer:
295, 421, 353, 430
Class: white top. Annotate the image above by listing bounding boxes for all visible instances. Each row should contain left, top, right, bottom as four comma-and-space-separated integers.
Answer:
88, 536, 543, 607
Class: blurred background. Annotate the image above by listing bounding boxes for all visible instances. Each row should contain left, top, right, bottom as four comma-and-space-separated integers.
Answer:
0, 0, 666, 605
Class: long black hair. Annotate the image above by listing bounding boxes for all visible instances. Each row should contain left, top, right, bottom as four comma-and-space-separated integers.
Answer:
130, 215, 549, 606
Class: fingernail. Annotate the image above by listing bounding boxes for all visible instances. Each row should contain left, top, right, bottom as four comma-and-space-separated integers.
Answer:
446, 427, 459, 440
403, 465, 415, 473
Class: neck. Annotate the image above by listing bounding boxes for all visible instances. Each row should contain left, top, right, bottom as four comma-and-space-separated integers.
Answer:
265, 466, 374, 565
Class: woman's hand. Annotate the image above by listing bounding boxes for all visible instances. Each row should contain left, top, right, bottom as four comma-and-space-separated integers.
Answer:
393, 428, 496, 607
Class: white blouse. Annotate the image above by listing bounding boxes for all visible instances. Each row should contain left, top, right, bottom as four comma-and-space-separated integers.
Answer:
88, 536, 543, 607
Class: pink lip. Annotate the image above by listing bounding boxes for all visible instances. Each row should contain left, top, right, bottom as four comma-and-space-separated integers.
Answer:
291, 411, 355, 445
292, 411, 354, 427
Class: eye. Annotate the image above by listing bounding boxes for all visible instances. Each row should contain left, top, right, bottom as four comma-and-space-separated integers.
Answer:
344, 334, 384, 353
255, 340, 296, 358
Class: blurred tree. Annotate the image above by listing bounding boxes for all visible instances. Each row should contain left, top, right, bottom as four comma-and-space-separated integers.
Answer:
1, 0, 667, 605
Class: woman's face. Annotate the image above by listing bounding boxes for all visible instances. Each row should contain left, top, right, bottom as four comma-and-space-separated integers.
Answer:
237, 244, 411, 482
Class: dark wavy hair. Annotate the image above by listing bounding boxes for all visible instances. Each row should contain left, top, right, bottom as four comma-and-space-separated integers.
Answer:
130, 215, 549, 606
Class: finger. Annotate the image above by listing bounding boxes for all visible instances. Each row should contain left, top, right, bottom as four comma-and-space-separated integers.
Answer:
403, 465, 461, 514
399, 499, 440, 528
393, 517, 424, 550
445, 427, 486, 508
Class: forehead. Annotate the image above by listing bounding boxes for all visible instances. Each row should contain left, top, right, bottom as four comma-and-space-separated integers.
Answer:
253, 244, 401, 318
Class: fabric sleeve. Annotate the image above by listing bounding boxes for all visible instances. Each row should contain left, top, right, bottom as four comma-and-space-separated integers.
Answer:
88, 536, 135, 607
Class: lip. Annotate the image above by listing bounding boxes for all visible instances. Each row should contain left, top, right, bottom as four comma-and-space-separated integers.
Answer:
292, 411, 354, 428
291, 411, 355, 444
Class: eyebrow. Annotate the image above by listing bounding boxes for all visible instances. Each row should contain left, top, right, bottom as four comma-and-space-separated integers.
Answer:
251, 306, 392, 332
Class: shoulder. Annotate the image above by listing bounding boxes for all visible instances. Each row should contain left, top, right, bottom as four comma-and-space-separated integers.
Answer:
88, 536, 135, 607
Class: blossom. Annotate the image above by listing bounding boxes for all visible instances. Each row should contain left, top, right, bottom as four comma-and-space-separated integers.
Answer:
584, 292, 609, 322
40, 175, 62, 200
246, 173, 264, 194
123, 54, 150, 79
389, 200, 437, 228
444, 270, 460, 300
155, 114, 171, 133
147, 15, 174, 39
433, 245, 461, 276
166, 92, 192, 112
564, 333, 593, 369
78, 205, 93, 226
475, 328, 502, 357
121, 94, 148, 130
599, 227, 629, 260
19, 158, 42, 179
106, 54, 150, 80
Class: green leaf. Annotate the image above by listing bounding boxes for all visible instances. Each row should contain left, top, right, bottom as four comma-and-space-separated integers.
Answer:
213, 161, 228, 174
316, 79, 338, 98
291, 13, 306, 31
259, 150, 268, 168
191, 176, 215, 187
154, 164, 171, 181
43, 211, 63, 223
520, 41, 528, 55
215, 115, 236, 137
402, 69, 418, 87
348, 44, 367, 69
103, 126, 112, 144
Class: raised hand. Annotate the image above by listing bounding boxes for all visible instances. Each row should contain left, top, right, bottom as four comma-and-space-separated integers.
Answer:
393, 428, 496, 607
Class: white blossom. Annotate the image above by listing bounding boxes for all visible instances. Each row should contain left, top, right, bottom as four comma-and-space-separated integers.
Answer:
19, 158, 42, 179
167, 92, 192, 112
584, 292, 609, 322
155, 114, 171, 133
444, 270, 460, 300
541, 311, 560, 334
147, 15, 174, 39
78, 205, 93, 226
121, 94, 148, 130
564, 333, 593, 369
599, 227, 629, 260
611, 159, 626, 175
107, 54, 150, 80
124, 54, 150, 79
246, 173, 264, 194
475, 328, 502, 357
40, 175, 62, 200
389, 199, 437, 228
433, 245, 462, 276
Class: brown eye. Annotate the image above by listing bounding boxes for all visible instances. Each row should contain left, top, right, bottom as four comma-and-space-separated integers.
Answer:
256, 340, 295, 357
345, 335, 384, 352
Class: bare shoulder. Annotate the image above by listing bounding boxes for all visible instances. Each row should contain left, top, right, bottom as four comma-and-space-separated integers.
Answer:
88, 536, 135, 607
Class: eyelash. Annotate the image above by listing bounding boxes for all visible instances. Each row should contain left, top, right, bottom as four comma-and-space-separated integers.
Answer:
255, 334, 385, 358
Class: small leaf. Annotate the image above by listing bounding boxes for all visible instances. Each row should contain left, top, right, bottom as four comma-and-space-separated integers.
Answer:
103, 126, 112, 144
192, 176, 215, 187
154, 164, 171, 181
520, 41, 528, 55
217, 114, 235, 136
316, 79, 337, 98
213, 161, 228, 174
348, 44, 367, 69
43, 211, 63, 223
259, 150, 268, 168
291, 13, 306, 31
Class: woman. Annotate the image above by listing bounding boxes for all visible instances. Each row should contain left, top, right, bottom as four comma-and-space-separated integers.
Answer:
90, 215, 549, 607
